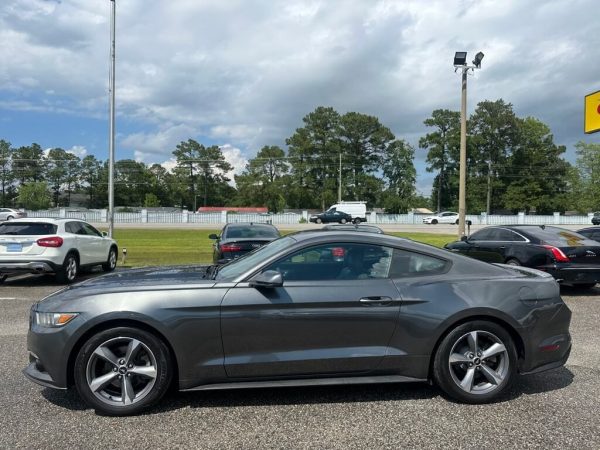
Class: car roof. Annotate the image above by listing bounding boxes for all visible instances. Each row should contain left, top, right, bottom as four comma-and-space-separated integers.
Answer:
225, 222, 278, 228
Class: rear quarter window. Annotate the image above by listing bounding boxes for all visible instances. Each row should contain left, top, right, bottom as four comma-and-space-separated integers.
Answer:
0, 223, 58, 235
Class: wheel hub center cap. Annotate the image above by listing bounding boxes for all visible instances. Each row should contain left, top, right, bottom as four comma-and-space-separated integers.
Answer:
473, 357, 481, 365
118, 366, 128, 375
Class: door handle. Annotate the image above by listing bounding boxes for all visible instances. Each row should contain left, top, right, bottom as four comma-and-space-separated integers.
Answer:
359, 296, 393, 306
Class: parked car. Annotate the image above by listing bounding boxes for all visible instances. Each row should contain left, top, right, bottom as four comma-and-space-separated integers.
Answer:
591, 212, 600, 225
444, 225, 600, 288
309, 210, 354, 224
423, 211, 459, 224
0, 218, 117, 283
209, 222, 280, 264
324, 202, 367, 223
576, 227, 600, 243
0, 208, 27, 221
24, 230, 571, 415
321, 223, 384, 234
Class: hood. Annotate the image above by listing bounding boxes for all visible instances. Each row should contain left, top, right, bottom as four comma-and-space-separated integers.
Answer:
37, 265, 216, 307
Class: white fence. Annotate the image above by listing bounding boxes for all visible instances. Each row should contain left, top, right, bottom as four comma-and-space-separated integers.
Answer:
23, 209, 596, 226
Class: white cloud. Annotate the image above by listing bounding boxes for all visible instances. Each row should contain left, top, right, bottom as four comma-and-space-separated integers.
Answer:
1, 0, 599, 196
67, 145, 87, 158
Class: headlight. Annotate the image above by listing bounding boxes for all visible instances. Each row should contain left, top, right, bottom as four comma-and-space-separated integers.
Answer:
34, 312, 78, 327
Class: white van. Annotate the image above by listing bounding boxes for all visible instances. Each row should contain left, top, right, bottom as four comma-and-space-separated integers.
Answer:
327, 202, 367, 223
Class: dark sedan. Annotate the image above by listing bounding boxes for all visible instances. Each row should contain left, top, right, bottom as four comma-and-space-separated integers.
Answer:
25, 230, 571, 415
445, 225, 600, 288
209, 222, 280, 264
309, 210, 354, 224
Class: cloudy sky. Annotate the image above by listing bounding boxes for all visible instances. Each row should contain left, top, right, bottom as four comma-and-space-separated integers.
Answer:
1, 0, 598, 195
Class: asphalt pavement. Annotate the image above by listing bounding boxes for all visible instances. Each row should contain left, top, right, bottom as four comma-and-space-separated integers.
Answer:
0, 274, 599, 449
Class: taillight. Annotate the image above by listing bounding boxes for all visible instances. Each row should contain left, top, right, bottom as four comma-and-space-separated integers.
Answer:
37, 236, 64, 248
542, 245, 570, 262
221, 243, 242, 252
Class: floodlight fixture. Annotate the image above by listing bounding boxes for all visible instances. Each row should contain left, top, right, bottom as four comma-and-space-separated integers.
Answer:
472, 51, 484, 68
454, 51, 467, 66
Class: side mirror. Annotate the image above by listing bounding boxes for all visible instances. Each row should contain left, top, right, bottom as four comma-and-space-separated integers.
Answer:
460, 235, 468, 242
102, 231, 108, 237
249, 270, 283, 288
208, 233, 219, 240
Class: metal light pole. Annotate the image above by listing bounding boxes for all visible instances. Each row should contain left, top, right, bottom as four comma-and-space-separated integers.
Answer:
454, 51, 484, 238
338, 153, 342, 203
108, 0, 116, 237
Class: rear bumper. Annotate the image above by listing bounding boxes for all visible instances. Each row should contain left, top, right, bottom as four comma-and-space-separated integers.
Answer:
0, 260, 58, 274
541, 266, 600, 284
519, 303, 572, 374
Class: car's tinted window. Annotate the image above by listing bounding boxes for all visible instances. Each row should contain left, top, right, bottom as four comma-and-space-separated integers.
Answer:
0, 222, 57, 235
81, 223, 102, 237
263, 242, 393, 281
224, 225, 280, 239
65, 221, 81, 234
518, 226, 592, 246
469, 228, 495, 241
389, 249, 449, 277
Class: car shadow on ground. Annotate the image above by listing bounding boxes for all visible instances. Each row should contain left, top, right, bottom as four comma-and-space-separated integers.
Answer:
41, 366, 574, 415
1, 269, 109, 287
560, 284, 599, 297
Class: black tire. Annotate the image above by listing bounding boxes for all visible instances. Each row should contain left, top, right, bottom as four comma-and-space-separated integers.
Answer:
56, 253, 79, 284
316, 218, 322, 224
353, 218, 361, 224
455, 219, 459, 225
431, 219, 438, 224
0, 274, 6, 284
74, 327, 172, 416
340, 218, 347, 224
102, 247, 118, 272
505, 258, 521, 266
433, 320, 517, 404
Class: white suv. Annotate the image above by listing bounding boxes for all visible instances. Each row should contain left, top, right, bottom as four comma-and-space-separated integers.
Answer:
0, 218, 118, 283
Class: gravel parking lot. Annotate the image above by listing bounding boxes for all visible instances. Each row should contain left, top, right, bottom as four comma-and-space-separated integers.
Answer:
1, 274, 599, 449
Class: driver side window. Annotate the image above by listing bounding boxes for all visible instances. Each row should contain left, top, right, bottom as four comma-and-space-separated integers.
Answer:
263, 243, 393, 281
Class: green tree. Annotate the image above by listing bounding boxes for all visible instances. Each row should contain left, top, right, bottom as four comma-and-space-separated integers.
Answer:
235, 146, 288, 212
381, 139, 417, 213
502, 117, 571, 214
16, 181, 51, 210
573, 141, 600, 211
172, 140, 233, 210
46, 148, 81, 206
80, 155, 104, 208
287, 107, 342, 209
143, 193, 161, 207
469, 99, 518, 214
419, 109, 460, 212
12, 143, 45, 184
0, 140, 15, 206
339, 111, 395, 201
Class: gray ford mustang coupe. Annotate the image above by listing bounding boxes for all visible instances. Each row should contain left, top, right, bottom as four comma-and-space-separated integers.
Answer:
24, 231, 571, 416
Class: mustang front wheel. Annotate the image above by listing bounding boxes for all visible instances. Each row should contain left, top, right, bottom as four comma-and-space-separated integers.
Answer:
74, 327, 172, 416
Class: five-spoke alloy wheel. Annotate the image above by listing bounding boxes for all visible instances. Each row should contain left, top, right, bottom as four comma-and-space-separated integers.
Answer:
74, 327, 172, 416
433, 321, 516, 403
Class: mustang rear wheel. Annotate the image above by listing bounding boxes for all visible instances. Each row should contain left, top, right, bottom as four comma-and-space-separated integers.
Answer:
74, 327, 172, 416
433, 321, 516, 404
431, 219, 438, 224
340, 218, 347, 224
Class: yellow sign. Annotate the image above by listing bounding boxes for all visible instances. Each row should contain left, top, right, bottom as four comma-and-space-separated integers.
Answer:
585, 90, 600, 134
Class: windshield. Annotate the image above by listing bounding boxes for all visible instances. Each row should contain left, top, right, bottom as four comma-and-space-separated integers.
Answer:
215, 236, 296, 280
